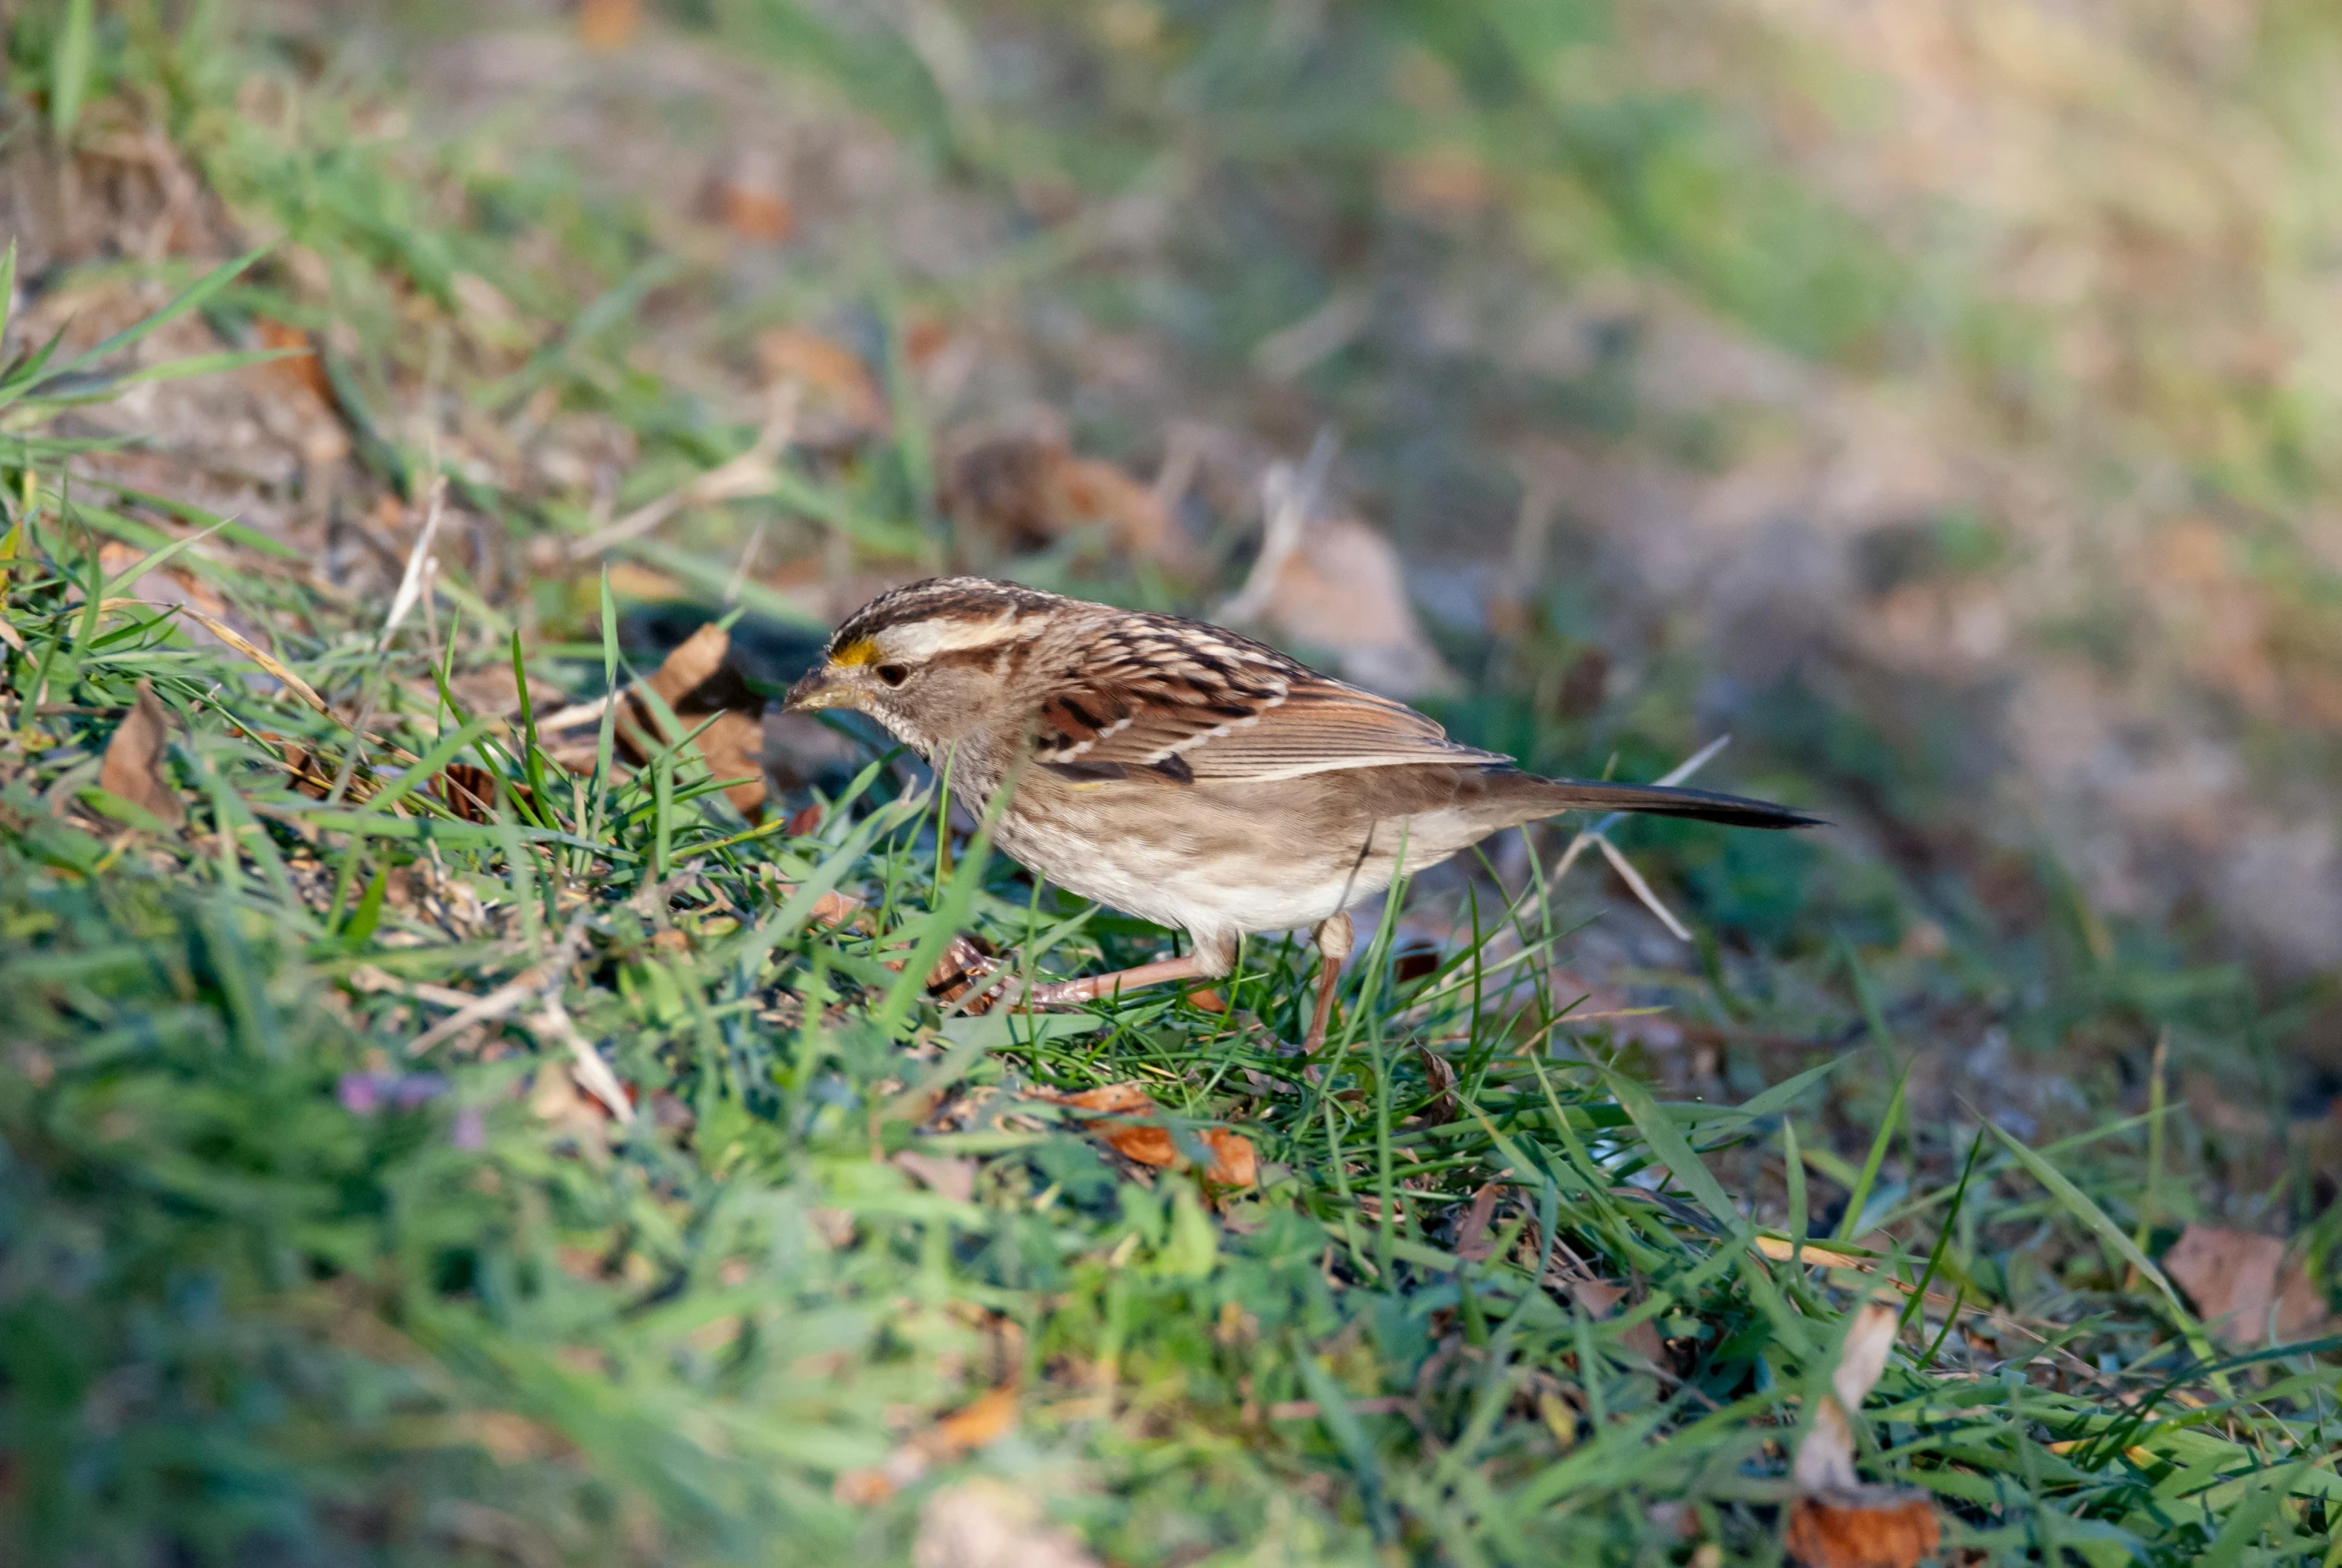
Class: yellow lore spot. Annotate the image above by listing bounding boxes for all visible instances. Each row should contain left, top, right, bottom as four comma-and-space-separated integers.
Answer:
830, 637, 878, 667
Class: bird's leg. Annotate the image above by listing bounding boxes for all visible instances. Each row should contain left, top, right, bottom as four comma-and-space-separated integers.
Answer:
1018, 953, 1213, 1009
1301, 911, 1354, 1056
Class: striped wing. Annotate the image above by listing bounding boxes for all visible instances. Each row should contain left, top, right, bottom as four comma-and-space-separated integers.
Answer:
1030, 612, 1505, 783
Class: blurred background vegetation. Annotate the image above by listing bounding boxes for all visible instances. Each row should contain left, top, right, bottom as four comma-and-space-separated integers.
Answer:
6, 0, 2342, 1562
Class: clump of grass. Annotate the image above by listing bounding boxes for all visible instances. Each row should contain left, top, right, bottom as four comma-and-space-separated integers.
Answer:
3, 339, 2337, 1565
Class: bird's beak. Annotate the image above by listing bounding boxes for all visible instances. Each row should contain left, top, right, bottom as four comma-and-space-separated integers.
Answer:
784, 664, 856, 713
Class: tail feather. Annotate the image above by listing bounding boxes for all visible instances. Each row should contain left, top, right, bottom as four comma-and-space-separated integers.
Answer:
1527, 776, 1821, 831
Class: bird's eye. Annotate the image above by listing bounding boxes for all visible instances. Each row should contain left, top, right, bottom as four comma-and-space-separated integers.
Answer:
876, 663, 910, 687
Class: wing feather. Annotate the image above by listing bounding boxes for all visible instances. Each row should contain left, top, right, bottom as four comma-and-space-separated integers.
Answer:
1026, 612, 1504, 783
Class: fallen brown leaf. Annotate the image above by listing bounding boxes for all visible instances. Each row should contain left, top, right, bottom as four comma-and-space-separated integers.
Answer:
1786, 1300, 1939, 1568
703, 148, 793, 243
576, 0, 639, 51
754, 329, 887, 434
616, 622, 768, 818
1550, 1268, 1665, 1362
1415, 1043, 1459, 1125
253, 318, 333, 402
1220, 510, 1455, 699
1196, 1128, 1258, 1188
2162, 1223, 2333, 1347
429, 761, 520, 824
1054, 1082, 1173, 1167
944, 430, 1179, 563
264, 735, 342, 800
927, 1384, 1019, 1454
100, 679, 185, 830
1785, 1495, 1943, 1568
1452, 1180, 1505, 1263
1044, 1083, 1256, 1186
807, 888, 862, 928
837, 1386, 1022, 1507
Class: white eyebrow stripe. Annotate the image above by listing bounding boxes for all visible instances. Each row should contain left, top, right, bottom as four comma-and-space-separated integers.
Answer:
877, 611, 1038, 660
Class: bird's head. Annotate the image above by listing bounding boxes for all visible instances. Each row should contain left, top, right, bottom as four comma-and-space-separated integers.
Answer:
784, 576, 1062, 754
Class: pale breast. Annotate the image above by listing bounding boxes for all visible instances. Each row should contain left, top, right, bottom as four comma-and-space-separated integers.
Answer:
970, 766, 1500, 942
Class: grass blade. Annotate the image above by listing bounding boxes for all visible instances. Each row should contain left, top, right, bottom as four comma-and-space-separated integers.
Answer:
51, 248, 270, 383
1987, 1122, 2189, 1322
1594, 1062, 1743, 1231
52, 0, 96, 141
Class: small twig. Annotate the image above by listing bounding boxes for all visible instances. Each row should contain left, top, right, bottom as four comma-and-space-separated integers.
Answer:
401, 913, 596, 1063
401, 975, 537, 1056
723, 521, 768, 604
528, 997, 636, 1125
535, 693, 616, 732
379, 473, 448, 651
1592, 833, 1692, 942
321, 683, 381, 809
1501, 734, 1732, 940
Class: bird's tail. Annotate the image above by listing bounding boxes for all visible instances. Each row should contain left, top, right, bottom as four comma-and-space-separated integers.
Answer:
1522, 775, 1821, 831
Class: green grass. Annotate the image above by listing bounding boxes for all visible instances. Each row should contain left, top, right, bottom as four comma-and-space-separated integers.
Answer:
3, 403, 2337, 1564
3, 4, 2339, 1565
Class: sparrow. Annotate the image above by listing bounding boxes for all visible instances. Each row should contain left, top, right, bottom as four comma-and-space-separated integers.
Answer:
785, 577, 1816, 1051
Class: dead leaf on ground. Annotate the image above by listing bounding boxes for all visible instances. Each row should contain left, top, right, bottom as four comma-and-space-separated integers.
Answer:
1452, 1180, 1505, 1263
1197, 1127, 1257, 1187
1549, 1266, 1666, 1362
429, 761, 527, 824
253, 318, 333, 403
1785, 1498, 1943, 1568
2162, 1223, 2333, 1347
1041, 1083, 1256, 1186
1785, 1300, 1940, 1568
615, 622, 769, 818
1415, 1043, 1459, 1125
754, 329, 887, 436
1219, 510, 1455, 700
702, 147, 793, 244
836, 1385, 1021, 1506
100, 679, 185, 830
806, 888, 862, 928
944, 430, 1180, 564
576, 0, 639, 51
262, 734, 344, 800
912, 1480, 1099, 1568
